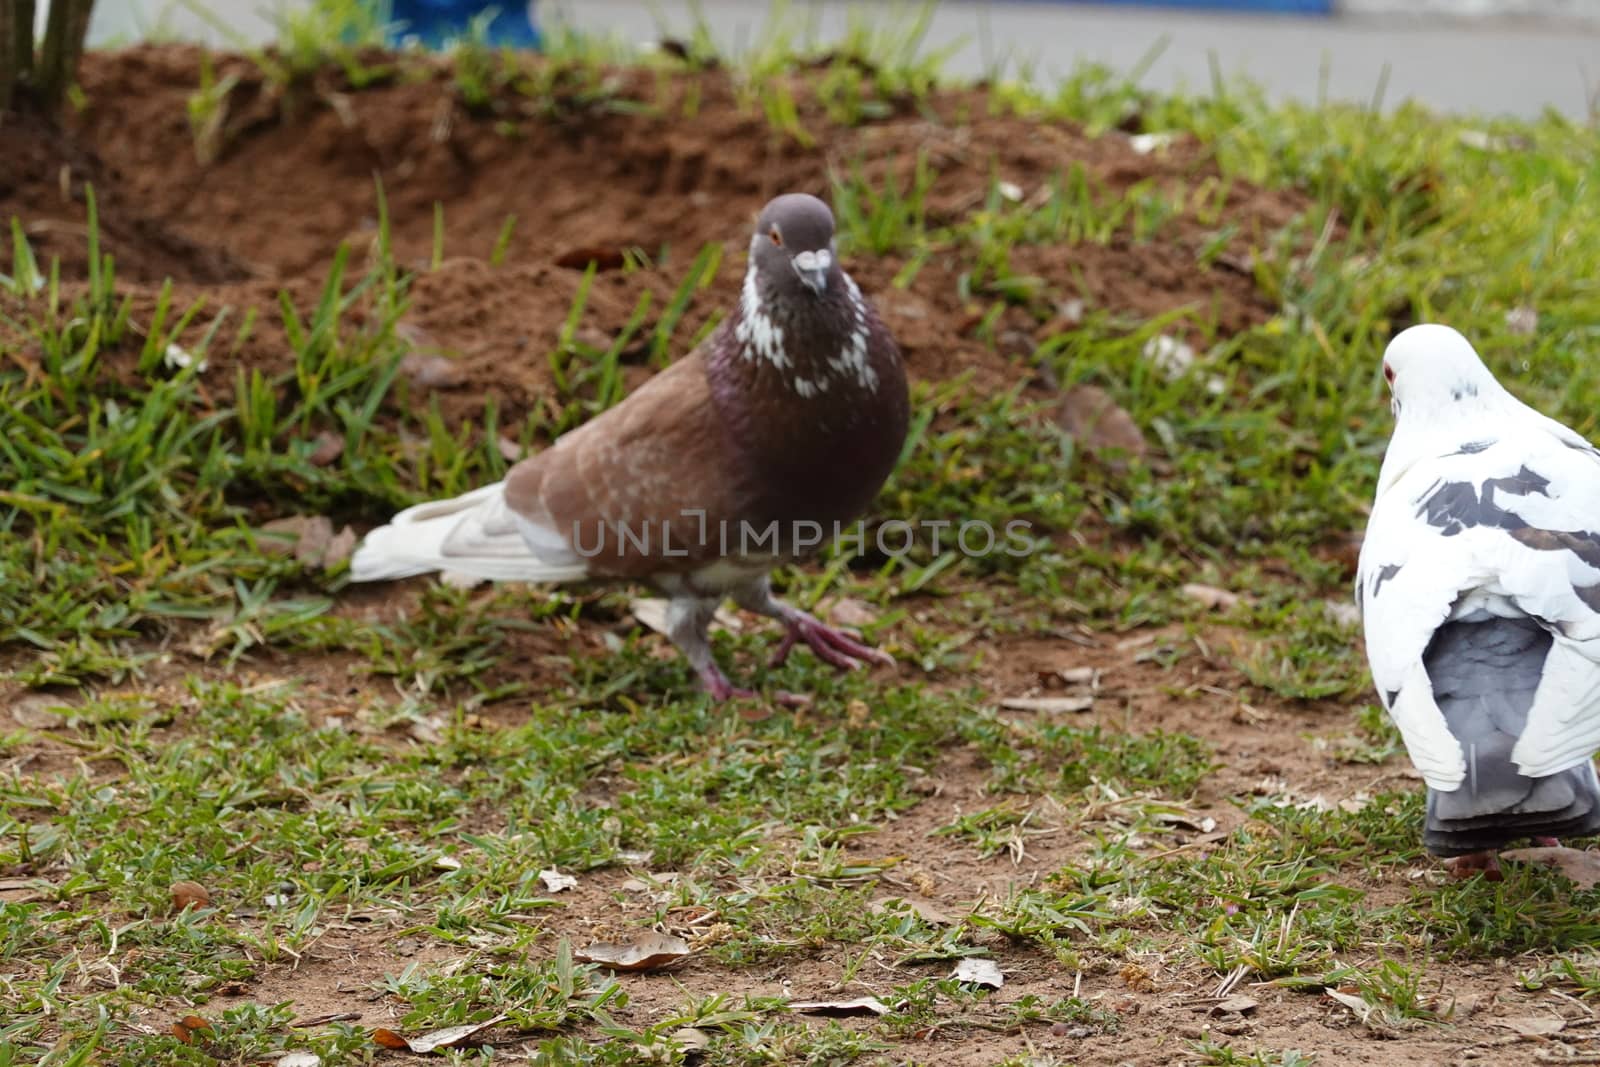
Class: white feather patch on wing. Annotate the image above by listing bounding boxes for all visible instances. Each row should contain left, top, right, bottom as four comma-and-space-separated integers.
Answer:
350, 480, 589, 584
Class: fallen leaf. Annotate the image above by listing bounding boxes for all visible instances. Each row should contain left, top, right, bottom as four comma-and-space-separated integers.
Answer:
1324, 987, 1375, 1024
669, 1027, 711, 1052
554, 246, 628, 272
823, 596, 878, 629
1209, 994, 1259, 1015
170, 880, 211, 911
575, 931, 691, 972
11, 695, 66, 730
1055, 384, 1148, 462
1153, 812, 1217, 834
1000, 696, 1093, 714
868, 895, 953, 925
306, 431, 344, 467
372, 1028, 410, 1050
400, 352, 467, 390
258, 515, 358, 570
1182, 583, 1242, 611
1501, 846, 1600, 888
276, 1053, 322, 1067
951, 957, 1004, 989
1052, 667, 1099, 687
630, 598, 740, 636
1491, 1015, 1565, 1037
373, 1015, 507, 1054
538, 868, 577, 893
789, 996, 891, 1017
171, 1015, 213, 1044
433, 855, 462, 872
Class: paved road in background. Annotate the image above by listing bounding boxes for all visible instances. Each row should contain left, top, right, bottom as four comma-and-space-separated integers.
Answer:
91, 0, 1600, 119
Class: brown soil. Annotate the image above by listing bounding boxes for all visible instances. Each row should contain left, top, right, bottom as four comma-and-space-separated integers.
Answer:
2, 44, 1540, 1067
1, 43, 1301, 430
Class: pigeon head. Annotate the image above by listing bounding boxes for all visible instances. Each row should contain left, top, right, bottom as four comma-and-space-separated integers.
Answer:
750, 193, 839, 297
1382, 324, 1503, 419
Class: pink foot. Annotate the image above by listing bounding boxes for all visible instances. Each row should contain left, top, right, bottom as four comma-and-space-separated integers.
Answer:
770, 612, 895, 672
697, 664, 811, 708
1533, 836, 1561, 848
1445, 851, 1503, 881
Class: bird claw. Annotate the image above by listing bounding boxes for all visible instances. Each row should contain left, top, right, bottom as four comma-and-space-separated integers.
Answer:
697, 664, 811, 708
771, 612, 894, 672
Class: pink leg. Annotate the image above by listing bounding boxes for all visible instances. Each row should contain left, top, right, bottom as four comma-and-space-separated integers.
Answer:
1533, 836, 1561, 847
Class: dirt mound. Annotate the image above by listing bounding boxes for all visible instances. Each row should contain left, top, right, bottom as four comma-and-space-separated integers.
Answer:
0, 44, 1314, 428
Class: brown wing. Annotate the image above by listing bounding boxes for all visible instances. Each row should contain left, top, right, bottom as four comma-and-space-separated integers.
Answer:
502, 350, 759, 580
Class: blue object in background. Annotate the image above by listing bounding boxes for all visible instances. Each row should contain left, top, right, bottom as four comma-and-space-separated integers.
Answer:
384, 0, 542, 50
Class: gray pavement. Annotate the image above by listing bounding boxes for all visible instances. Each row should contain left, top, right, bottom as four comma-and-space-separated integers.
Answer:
88, 1, 1600, 120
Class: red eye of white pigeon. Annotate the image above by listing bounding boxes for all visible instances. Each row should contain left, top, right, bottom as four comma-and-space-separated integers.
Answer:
1383, 363, 1395, 386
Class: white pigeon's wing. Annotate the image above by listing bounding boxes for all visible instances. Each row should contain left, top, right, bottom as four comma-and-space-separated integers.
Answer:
1358, 491, 1476, 790
1359, 425, 1600, 790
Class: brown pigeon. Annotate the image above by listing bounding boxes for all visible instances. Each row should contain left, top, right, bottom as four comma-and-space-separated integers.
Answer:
350, 193, 910, 701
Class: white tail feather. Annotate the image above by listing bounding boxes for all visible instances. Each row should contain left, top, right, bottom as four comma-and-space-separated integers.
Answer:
350, 481, 589, 584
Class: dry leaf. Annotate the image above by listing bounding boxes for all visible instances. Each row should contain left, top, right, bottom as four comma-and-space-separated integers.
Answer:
1501, 846, 1600, 888
1053, 667, 1099, 687
276, 1053, 322, 1067
258, 515, 357, 569
669, 1028, 711, 1052
1182, 583, 1242, 611
371, 1029, 410, 1050
538, 868, 577, 893
400, 352, 467, 390
789, 996, 891, 1017
171, 1015, 213, 1044
630, 598, 740, 636
1000, 696, 1093, 714
373, 1015, 507, 1054
11, 695, 66, 730
824, 596, 878, 629
1055, 384, 1148, 461
1491, 1015, 1565, 1037
1324, 987, 1375, 1024
433, 855, 462, 872
170, 880, 211, 911
868, 895, 953, 925
575, 931, 691, 972
306, 431, 344, 467
1207, 995, 1259, 1015
951, 957, 1004, 989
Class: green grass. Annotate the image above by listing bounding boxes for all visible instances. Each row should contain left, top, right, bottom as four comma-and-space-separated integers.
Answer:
4, 4, 1600, 1064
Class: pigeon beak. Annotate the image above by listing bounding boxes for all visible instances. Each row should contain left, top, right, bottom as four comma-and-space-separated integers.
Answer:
792, 249, 831, 295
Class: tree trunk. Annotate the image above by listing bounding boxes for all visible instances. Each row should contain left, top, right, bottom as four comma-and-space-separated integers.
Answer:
37, 0, 92, 110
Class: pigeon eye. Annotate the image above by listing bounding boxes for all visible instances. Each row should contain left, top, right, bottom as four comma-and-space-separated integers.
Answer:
768, 228, 783, 247
1383, 363, 1395, 385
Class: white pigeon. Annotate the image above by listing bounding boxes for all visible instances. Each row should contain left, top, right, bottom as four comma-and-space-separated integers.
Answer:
1357, 323, 1600, 876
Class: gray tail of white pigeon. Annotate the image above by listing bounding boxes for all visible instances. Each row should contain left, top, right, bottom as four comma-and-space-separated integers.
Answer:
349, 481, 590, 585
1423, 615, 1600, 856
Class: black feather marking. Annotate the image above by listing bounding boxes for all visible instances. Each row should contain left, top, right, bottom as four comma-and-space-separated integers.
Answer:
1447, 440, 1495, 456
1450, 383, 1480, 402
1385, 688, 1400, 709
1372, 563, 1402, 598
1416, 466, 1551, 536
